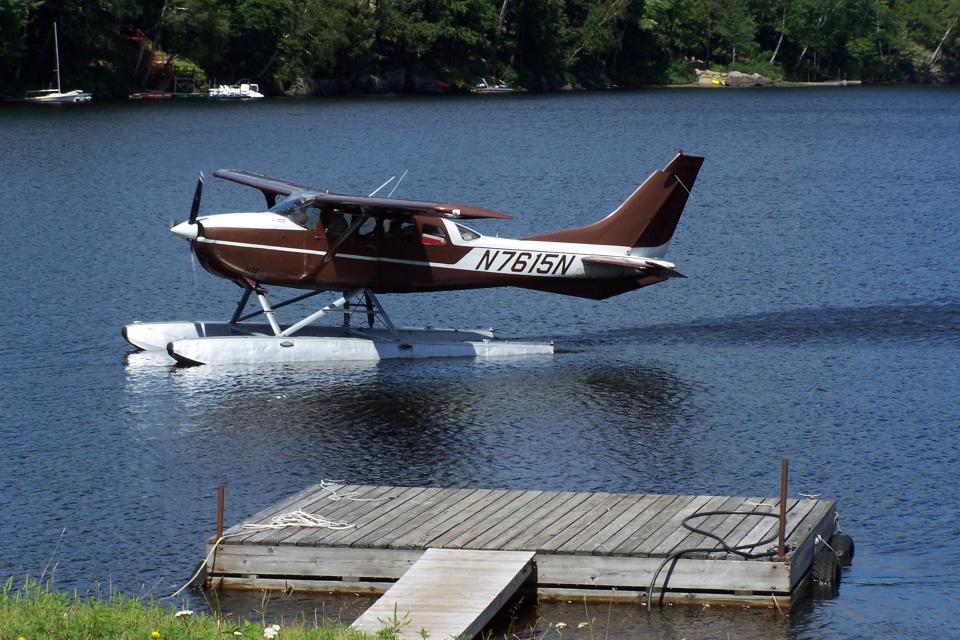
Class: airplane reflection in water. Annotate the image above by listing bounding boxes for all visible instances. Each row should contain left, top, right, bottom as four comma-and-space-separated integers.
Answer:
121, 353, 695, 489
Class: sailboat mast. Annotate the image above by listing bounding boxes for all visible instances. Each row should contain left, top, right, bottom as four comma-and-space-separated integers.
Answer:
53, 21, 61, 93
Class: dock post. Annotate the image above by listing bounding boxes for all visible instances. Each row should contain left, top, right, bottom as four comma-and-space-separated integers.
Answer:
216, 484, 225, 539
778, 459, 788, 558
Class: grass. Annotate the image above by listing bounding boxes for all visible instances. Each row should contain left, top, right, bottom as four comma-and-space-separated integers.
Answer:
0, 577, 379, 640
1, 576, 612, 640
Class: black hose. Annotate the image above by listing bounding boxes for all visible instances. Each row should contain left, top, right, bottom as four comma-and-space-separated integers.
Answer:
646, 509, 782, 612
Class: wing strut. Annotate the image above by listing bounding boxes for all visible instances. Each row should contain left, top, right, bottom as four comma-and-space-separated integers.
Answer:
315, 209, 369, 271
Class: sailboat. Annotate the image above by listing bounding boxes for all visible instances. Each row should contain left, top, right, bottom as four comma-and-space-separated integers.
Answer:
25, 22, 92, 103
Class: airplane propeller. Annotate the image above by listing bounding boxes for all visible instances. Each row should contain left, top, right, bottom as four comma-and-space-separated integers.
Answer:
189, 171, 203, 224
171, 171, 204, 241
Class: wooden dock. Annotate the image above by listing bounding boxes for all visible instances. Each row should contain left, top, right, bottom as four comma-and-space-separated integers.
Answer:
207, 483, 838, 629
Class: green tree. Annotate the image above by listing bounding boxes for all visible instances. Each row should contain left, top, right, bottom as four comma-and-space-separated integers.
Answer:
714, 0, 757, 63
509, 0, 570, 88
0, 0, 44, 77
167, 0, 233, 79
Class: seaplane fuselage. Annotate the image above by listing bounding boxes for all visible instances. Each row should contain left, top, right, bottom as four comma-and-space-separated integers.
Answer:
172, 152, 704, 301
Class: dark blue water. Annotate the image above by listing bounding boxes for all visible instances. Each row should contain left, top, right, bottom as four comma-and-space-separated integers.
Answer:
1, 87, 958, 639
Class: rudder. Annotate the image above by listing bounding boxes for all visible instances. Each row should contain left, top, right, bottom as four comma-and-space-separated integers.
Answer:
526, 151, 704, 249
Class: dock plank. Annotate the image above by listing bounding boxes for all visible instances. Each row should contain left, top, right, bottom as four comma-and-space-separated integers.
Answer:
361, 488, 476, 548
580, 493, 665, 555
521, 492, 617, 552
556, 493, 642, 554
389, 489, 496, 550
499, 492, 594, 551
611, 495, 695, 555
350, 549, 534, 640
591, 493, 678, 555
341, 487, 447, 547
466, 491, 565, 549
377, 488, 482, 549
540, 493, 630, 553
438, 490, 543, 549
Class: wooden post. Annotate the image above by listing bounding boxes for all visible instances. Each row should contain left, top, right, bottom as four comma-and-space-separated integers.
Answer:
778, 459, 788, 558
216, 484, 225, 539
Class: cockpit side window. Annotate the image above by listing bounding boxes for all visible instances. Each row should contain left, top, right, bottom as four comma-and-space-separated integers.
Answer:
322, 208, 349, 238
455, 223, 481, 241
386, 219, 417, 242
420, 223, 446, 246
357, 216, 378, 238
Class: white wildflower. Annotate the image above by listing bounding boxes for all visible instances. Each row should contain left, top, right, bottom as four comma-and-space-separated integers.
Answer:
263, 624, 281, 639
555, 622, 568, 630
578, 622, 589, 629
174, 610, 194, 618
233, 632, 243, 637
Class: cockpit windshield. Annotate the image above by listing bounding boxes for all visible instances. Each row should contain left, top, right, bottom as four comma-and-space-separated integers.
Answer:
270, 194, 320, 229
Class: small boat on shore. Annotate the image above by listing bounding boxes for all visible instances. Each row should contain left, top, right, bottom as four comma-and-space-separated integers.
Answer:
25, 22, 92, 104
473, 78, 520, 94
208, 82, 264, 100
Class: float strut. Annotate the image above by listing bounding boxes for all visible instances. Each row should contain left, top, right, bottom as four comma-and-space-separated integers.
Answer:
229, 289, 252, 324
280, 289, 359, 337
255, 290, 282, 336
364, 289, 398, 337
365, 292, 375, 328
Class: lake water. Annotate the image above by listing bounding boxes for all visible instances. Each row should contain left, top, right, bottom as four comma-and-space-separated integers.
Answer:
1, 87, 958, 639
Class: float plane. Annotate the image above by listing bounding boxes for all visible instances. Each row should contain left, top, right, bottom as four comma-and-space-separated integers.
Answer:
123, 151, 703, 365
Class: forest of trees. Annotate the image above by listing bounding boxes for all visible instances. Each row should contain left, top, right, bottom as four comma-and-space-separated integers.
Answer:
1, 0, 958, 97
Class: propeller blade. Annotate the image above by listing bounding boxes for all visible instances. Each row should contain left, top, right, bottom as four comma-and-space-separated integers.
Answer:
188, 171, 204, 224
189, 248, 198, 287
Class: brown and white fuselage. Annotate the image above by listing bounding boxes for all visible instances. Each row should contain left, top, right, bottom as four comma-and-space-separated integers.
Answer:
174, 151, 704, 301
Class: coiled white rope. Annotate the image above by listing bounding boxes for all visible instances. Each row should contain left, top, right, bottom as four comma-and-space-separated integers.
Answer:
236, 509, 354, 532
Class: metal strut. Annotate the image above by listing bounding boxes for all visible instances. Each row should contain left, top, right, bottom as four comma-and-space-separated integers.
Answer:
242, 288, 399, 339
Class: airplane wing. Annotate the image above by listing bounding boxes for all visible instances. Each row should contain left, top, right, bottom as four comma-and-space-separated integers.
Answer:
213, 169, 335, 207
582, 255, 686, 278
214, 168, 512, 220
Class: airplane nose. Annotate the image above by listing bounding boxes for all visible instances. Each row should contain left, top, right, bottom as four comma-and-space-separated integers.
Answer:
171, 220, 199, 240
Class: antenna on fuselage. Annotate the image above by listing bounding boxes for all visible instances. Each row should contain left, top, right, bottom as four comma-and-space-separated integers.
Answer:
368, 176, 395, 197
386, 170, 408, 199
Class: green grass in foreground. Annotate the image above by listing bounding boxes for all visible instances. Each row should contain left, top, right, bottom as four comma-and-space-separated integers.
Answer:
0, 577, 382, 640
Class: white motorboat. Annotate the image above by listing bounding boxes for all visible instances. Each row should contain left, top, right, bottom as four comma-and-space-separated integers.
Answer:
474, 78, 520, 94
208, 82, 264, 99
25, 22, 92, 104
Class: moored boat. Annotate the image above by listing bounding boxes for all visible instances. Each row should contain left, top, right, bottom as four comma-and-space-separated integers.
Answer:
25, 22, 91, 104
208, 82, 264, 99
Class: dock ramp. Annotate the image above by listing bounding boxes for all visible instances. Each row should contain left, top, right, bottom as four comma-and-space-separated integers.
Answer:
351, 548, 535, 639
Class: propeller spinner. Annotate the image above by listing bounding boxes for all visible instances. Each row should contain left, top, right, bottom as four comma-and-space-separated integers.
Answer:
171, 172, 204, 240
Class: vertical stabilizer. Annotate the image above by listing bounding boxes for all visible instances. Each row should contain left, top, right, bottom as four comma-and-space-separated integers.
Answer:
526, 152, 704, 249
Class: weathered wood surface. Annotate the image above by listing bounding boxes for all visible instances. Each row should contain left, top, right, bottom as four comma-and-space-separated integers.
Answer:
350, 548, 534, 640
209, 483, 838, 606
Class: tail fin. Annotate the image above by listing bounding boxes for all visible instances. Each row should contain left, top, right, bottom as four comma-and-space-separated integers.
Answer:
526, 151, 703, 250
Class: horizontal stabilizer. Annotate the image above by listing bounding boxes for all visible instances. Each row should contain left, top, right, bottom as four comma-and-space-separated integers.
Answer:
583, 255, 686, 278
